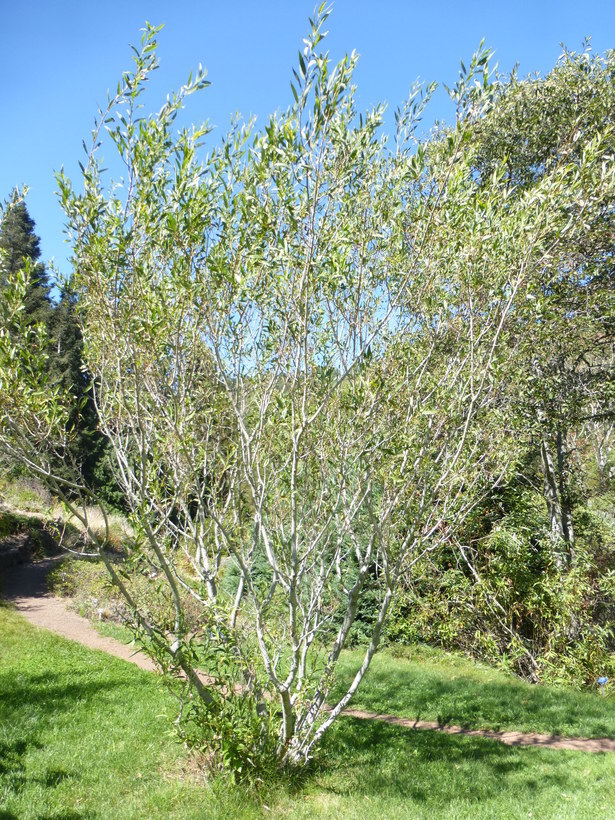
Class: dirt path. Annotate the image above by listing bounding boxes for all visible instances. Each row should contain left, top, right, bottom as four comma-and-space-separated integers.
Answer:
1, 557, 155, 672
2, 559, 615, 753
339, 708, 615, 753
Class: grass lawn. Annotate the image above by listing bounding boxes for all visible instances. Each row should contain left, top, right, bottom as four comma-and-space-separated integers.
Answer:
0, 606, 257, 819
2, 606, 615, 818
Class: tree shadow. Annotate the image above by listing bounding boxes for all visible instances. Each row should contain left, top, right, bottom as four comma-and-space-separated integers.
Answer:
0, 670, 137, 724
0, 738, 42, 794
0, 671, 133, 818
313, 716, 576, 808
0, 738, 78, 812
0, 556, 63, 601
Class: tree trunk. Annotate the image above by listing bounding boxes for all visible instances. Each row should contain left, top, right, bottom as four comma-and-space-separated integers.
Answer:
540, 436, 567, 570
556, 428, 575, 563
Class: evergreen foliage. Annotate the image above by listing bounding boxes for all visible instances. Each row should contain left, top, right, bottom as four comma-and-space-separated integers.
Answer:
0, 193, 115, 496
49, 287, 109, 489
0, 192, 53, 329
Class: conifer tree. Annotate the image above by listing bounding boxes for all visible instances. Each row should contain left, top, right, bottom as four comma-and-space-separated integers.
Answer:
0, 193, 111, 494
0, 192, 54, 330
49, 287, 106, 488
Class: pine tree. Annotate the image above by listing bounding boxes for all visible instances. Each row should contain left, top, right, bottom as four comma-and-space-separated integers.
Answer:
50, 288, 110, 490
0, 192, 54, 329
1, 193, 55, 476
1, 193, 113, 495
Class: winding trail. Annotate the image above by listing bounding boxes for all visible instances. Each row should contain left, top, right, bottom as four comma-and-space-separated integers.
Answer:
1, 557, 155, 672
2, 558, 615, 753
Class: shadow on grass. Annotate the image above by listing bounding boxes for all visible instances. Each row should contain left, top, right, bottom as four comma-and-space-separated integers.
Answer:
37, 813, 93, 820
0, 738, 42, 794
0, 669, 138, 721
316, 716, 572, 808
0, 667, 142, 760
0, 669, 142, 818
332, 655, 615, 738
0, 814, 92, 820
0, 737, 79, 813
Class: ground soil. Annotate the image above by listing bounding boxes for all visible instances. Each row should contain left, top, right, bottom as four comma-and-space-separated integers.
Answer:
2, 558, 615, 753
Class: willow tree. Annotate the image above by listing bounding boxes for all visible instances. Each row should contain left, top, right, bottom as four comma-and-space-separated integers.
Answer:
2, 9, 613, 775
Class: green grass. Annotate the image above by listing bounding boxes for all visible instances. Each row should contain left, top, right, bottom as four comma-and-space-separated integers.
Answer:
0, 605, 259, 819
2, 608, 615, 818
282, 718, 615, 818
333, 645, 615, 738
93, 618, 135, 644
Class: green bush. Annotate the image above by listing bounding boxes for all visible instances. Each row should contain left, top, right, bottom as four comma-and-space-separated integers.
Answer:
388, 485, 615, 687
48, 557, 122, 619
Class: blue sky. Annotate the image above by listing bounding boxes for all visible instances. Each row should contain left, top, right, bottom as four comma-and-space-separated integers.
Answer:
2, 1, 614, 280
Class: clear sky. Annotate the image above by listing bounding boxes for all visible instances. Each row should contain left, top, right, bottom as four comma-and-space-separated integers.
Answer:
2, 1, 614, 281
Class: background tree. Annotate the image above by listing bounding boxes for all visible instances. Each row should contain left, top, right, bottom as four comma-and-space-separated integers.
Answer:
389, 47, 615, 682
0, 192, 113, 495
0, 191, 54, 329
472, 47, 615, 565
49, 287, 109, 490
0, 192, 56, 477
